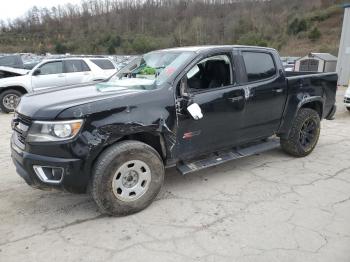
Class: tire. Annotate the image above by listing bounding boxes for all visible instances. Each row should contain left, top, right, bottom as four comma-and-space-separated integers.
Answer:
281, 108, 321, 157
91, 140, 165, 216
347, 107, 350, 112
0, 89, 22, 113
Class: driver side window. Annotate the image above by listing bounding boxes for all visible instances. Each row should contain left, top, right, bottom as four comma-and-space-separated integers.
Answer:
39, 61, 63, 75
186, 54, 234, 92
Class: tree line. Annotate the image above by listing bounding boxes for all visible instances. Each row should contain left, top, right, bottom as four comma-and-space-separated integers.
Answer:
0, 0, 344, 54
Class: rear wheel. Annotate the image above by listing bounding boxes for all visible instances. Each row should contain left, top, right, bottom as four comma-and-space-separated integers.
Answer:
281, 108, 321, 157
91, 140, 164, 216
0, 89, 22, 113
347, 107, 350, 112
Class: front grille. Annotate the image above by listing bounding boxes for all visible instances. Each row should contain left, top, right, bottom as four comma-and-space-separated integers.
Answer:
344, 97, 350, 104
18, 113, 32, 125
13, 113, 32, 145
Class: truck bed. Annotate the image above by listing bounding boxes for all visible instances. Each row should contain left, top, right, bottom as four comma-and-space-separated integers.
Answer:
285, 71, 338, 119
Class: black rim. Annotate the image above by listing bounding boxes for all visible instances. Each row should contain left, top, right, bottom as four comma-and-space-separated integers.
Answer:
299, 118, 317, 149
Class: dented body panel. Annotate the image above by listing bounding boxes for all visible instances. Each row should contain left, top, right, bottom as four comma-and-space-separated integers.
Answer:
11, 45, 337, 192
278, 72, 338, 137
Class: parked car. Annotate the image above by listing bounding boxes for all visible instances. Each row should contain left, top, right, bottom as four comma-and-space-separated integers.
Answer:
11, 45, 337, 216
0, 54, 43, 70
344, 80, 350, 111
281, 56, 299, 72
0, 55, 24, 69
0, 57, 117, 112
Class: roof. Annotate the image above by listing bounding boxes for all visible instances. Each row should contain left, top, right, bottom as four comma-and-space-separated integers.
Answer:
44, 55, 109, 60
40, 56, 114, 63
156, 45, 276, 53
297, 53, 337, 62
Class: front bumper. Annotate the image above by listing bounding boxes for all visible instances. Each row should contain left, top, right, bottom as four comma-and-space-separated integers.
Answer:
11, 137, 87, 193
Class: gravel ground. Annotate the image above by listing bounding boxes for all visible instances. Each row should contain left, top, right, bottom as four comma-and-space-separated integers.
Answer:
0, 87, 349, 262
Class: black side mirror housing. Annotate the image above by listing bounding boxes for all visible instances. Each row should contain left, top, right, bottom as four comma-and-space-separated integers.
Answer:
180, 76, 189, 98
279, 69, 284, 77
33, 68, 41, 76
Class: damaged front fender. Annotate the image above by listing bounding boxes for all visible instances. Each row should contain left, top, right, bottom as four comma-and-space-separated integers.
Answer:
56, 83, 179, 164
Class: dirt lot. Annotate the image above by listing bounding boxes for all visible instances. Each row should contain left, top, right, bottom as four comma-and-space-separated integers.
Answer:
0, 87, 349, 262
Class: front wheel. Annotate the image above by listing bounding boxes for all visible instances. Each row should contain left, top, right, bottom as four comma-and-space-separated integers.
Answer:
0, 89, 22, 113
347, 107, 350, 112
91, 141, 165, 216
281, 108, 321, 157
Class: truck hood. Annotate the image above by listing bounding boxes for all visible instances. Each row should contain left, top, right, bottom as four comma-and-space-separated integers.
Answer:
17, 83, 145, 119
0, 73, 28, 85
0, 66, 29, 76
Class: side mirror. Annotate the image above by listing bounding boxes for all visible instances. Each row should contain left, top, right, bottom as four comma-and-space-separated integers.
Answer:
180, 76, 189, 97
33, 68, 41, 76
187, 103, 203, 120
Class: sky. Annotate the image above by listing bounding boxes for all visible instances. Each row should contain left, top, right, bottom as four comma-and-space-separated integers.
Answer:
0, 0, 82, 21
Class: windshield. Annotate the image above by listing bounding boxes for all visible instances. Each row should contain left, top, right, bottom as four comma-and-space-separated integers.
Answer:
97, 51, 194, 92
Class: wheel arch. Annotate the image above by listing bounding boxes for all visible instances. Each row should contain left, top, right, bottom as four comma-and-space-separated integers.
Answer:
89, 131, 167, 180
278, 96, 324, 139
117, 132, 167, 160
0, 86, 28, 95
298, 98, 324, 119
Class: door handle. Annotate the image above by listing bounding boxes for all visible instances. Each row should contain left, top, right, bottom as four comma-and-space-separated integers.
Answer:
57, 74, 65, 78
228, 96, 244, 103
273, 88, 284, 94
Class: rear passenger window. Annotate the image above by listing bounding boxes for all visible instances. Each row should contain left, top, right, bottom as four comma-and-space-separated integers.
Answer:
242, 52, 276, 82
90, 59, 115, 70
65, 60, 90, 73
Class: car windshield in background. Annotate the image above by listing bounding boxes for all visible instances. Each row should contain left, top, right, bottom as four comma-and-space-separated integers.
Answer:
90, 59, 115, 70
97, 51, 194, 92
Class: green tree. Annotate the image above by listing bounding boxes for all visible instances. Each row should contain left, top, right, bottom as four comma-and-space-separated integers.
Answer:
54, 42, 68, 53
308, 27, 321, 42
237, 32, 268, 47
131, 35, 157, 53
100, 34, 121, 54
288, 18, 308, 35
107, 43, 115, 54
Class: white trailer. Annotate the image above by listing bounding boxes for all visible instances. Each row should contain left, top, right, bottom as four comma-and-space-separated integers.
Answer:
337, 4, 350, 86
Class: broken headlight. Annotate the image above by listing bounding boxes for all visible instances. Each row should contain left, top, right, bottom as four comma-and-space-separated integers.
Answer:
27, 120, 84, 142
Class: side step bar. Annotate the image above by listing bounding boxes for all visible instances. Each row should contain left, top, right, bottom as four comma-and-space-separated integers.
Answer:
177, 138, 280, 175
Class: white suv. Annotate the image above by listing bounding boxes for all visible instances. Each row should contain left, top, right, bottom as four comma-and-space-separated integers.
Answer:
0, 57, 117, 112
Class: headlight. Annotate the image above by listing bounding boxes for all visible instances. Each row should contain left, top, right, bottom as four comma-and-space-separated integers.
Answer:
27, 120, 83, 142
346, 86, 350, 97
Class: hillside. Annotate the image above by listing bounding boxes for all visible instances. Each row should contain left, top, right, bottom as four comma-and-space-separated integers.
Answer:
0, 0, 346, 56
279, 4, 344, 56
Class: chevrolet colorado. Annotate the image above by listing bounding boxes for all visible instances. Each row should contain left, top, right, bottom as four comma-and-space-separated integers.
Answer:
11, 46, 337, 216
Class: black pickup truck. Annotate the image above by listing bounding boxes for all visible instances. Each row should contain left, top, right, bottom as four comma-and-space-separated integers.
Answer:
11, 46, 337, 216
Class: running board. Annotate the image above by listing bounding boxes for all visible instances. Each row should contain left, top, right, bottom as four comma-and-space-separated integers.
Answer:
177, 138, 280, 175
